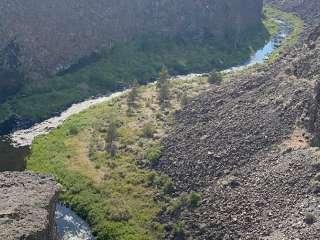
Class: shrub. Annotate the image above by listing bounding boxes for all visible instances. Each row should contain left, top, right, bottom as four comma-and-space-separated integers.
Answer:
168, 198, 184, 214
311, 159, 320, 169
208, 70, 223, 85
162, 178, 175, 195
180, 94, 190, 107
188, 191, 202, 208
68, 125, 79, 135
173, 221, 186, 239
220, 175, 241, 188
142, 123, 155, 138
146, 144, 163, 166
310, 180, 320, 194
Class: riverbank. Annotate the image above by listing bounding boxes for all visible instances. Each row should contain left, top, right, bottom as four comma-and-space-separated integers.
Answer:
0, 9, 273, 135
25, 7, 304, 240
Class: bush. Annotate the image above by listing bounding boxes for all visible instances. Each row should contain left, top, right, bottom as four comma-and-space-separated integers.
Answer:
208, 70, 223, 85
146, 144, 163, 166
68, 125, 79, 135
220, 175, 241, 188
142, 123, 155, 138
173, 221, 186, 239
188, 191, 202, 208
162, 178, 175, 195
311, 159, 320, 169
180, 94, 190, 107
310, 180, 320, 194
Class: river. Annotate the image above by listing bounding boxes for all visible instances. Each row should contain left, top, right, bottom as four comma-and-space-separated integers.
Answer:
0, 19, 291, 239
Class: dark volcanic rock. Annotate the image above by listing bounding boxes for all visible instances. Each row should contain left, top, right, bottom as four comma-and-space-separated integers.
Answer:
0, 171, 60, 240
157, 3, 320, 239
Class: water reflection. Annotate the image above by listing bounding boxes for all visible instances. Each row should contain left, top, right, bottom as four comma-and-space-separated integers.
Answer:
0, 136, 28, 171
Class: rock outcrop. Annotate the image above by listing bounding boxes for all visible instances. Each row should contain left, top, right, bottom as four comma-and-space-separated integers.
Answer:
157, 1, 320, 239
0, 171, 60, 240
0, 0, 262, 79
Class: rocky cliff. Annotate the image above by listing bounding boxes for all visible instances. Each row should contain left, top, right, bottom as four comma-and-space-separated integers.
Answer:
157, 1, 320, 239
0, 0, 262, 80
0, 171, 60, 240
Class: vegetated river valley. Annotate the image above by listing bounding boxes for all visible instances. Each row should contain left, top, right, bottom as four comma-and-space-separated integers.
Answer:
0, 18, 292, 240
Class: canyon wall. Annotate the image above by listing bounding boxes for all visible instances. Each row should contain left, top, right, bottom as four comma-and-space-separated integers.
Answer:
0, 0, 263, 80
0, 172, 60, 240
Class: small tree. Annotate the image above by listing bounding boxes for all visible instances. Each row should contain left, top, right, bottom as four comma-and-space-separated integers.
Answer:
127, 80, 139, 109
156, 66, 170, 89
157, 66, 170, 107
105, 122, 118, 157
208, 70, 223, 85
180, 94, 190, 107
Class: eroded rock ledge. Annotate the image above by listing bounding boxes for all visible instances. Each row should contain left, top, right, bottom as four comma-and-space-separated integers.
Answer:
0, 171, 60, 240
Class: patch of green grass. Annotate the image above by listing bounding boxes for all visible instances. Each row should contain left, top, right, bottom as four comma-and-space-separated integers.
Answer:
28, 105, 167, 240
27, 68, 212, 239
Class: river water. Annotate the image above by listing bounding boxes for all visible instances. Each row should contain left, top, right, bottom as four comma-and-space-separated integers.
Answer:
0, 19, 291, 239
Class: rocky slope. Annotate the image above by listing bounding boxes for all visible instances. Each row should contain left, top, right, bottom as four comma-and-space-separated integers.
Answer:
266, 0, 320, 25
0, 172, 60, 240
0, 0, 262, 80
157, 1, 320, 239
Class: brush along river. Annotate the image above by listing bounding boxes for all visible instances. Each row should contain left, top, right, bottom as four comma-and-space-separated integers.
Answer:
0, 19, 291, 240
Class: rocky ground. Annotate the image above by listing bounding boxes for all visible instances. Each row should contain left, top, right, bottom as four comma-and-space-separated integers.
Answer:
266, 0, 320, 25
0, 172, 59, 240
157, 1, 320, 239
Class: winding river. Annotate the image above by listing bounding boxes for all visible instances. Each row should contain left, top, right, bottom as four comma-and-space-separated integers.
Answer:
0, 20, 291, 240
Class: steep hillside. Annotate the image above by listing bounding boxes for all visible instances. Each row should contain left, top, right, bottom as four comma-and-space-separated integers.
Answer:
0, 0, 266, 133
0, 0, 262, 78
157, 2, 320, 239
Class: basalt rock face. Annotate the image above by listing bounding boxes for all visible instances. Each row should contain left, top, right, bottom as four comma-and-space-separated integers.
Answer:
0, 171, 60, 240
158, 3, 320, 240
0, 0, 262, 80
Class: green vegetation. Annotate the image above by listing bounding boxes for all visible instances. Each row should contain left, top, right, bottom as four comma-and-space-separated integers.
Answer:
0, 15, 273, 126
28, 72, 210, 239
264, 5, 304, 63
157, 66, 171, 107
25, 7, 301, 239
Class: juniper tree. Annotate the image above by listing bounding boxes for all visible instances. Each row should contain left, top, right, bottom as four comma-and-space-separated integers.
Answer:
127, 80, 139, 115
105, 121, 118, 157
157, 66, 170, 107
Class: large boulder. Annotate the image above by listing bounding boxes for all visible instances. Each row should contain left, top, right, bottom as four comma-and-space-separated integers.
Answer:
0, 171, 60, 240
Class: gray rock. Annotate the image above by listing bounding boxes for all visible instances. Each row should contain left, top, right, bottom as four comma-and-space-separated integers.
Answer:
0, 171, 60, 240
